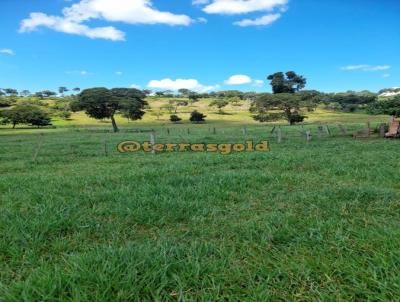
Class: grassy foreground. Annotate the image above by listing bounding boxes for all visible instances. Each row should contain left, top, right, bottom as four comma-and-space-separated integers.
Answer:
1, 124, 400, 300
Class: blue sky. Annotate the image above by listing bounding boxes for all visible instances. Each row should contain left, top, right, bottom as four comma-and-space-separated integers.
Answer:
0, 0, 399, 94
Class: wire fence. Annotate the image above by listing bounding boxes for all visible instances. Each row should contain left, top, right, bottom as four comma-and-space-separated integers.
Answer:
0, 121, 391, 166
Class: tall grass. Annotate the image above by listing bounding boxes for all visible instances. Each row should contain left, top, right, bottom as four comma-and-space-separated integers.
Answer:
0, 125, 399, 300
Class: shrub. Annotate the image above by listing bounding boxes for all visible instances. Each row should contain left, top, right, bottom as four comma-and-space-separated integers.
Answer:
189, 110, 206, 123
170, 114, 182, 123
367, 96, 400, 117
0, 104, 51, 128
288, 112, 306, 124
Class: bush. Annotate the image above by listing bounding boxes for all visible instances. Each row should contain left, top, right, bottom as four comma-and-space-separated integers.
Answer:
189, 110, 206, 123
367, 96, 400, 117
288, 112, 306, 125
170, 114, 182, 123
0, 105, 51, 128
58, 110, 72, 120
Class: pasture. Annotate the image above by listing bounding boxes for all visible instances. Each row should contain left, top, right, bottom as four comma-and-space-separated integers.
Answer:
1, 117, 400, 300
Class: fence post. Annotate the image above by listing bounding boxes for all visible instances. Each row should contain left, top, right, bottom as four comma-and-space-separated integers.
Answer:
213, 127, 216, 135
187, 128, 190, 135
325, 125, 331, 136
150, 131, 156, 155
277, 126, 282, 144
379, 124, 386, 138
318, 126, 324, 138
338, 124, 347, 136
242, 126, 247, 136
104, 138, 108, 156
167, 128, 170, 135
306, 130, 312, 142
32, 133, 44, 162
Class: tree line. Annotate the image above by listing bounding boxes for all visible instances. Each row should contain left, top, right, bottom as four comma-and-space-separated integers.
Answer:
1, 73, 399, 131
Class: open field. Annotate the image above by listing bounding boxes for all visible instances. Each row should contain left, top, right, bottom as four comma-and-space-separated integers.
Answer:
1, 121, 400, 300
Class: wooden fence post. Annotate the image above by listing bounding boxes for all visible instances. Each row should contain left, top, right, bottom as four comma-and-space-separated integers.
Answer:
167, 128, 170, 135
317, 126, 324, 138
32, 133, 44, 162
242, 126, 247, 136
277, 126, 282, 144
150, 131, 156, 155
104, 138, 108, 156
306, 130, 312, 142
379, 124, 386, 138
213, 127, 216, 135
325, 125, 331, 136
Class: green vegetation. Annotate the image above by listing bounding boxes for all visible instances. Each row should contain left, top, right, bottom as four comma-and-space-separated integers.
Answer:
0, 77, 399, 300
0, 125, 399, 300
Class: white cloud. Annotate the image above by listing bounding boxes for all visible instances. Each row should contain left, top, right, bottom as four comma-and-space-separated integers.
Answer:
0, 49, 15, 55
341, 65, 391, 71
147, 78, 218, 93
225, 74, 252, 85
115, 71, 123, 76
66, 70, 92, 75
201, 0, 288, 15
383, 74, 390, 78
196, 0, 287, 27
193, 0, 210, 5
20, 0, 193, 41
234, 13, 281, 27
130, 84, 141, 89
252, 79, 264, 87
225, 75, 264, 86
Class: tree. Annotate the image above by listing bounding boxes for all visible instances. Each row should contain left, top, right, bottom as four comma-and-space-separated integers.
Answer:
250, 93, 307, 125
367, 96, 400, 117
251, 71, 310, 125
161, 103, 175, 114
209, 99, 229, 114
3, 88, 18, 96
267, 71, 306, 94
189, 110, 206, 123
178, 88, 192, 96
0, 105, 51, 128
72, 87, 81, 94
58, 87, 69, 96
188, 93, 200, 104
35, 90, 57, 99
20, 90, 31, 97
323, 92, 377, 112
73, 87, 147, 132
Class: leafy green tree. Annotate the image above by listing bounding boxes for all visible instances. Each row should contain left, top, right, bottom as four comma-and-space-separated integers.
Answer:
3, 88, 18, 96
267, 71, 306, 94
188, 93, 200, 104
58, 87, 69, 96
20, 90, 31, 97
367, 96, 400, 117
251, 71, 310, 125
209, 99, 229, 114
0, 105, 51, 128
178, 89, 192, 96
73, 87, 147, 132
161, 103, 175, 114
250, 93, 307, 125
35, 90, 57, 99
189, 110, 206, 123
323, 92, 377, 112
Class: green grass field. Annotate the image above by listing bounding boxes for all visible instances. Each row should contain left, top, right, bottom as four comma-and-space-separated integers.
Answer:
1, 105, 399, 300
